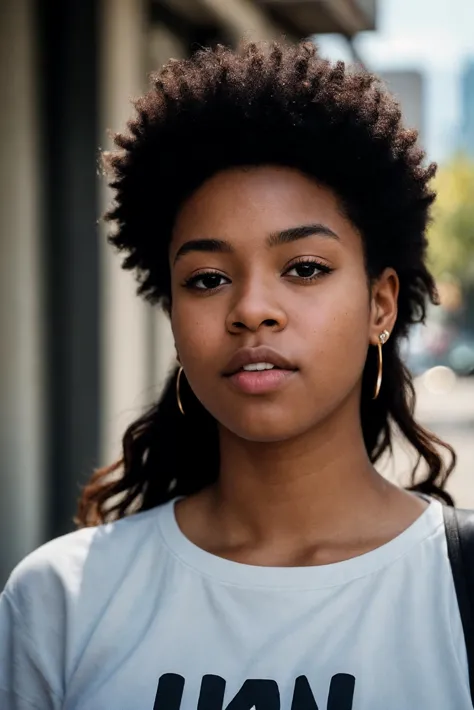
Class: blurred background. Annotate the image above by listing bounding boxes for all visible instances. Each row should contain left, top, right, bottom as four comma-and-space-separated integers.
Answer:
1, 0, 473, 585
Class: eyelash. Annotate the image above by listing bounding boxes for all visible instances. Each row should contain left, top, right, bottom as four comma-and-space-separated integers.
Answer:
183, 259, 333, 292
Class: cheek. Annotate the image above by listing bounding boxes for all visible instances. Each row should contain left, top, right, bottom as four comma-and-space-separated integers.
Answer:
296, 275, 371, 377
171, 303, 227, 418
171, 302, 222, 367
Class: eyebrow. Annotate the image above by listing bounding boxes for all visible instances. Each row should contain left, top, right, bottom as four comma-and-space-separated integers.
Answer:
267, 223, 339, 247
173, 223, 339, 264
173, 238, 233, 264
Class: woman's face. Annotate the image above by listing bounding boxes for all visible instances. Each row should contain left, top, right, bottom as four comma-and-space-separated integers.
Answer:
169, 165, 397, 442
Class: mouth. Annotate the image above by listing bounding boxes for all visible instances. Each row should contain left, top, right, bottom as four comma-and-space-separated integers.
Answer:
223, 346, 297, 376
222, 346, 298, 395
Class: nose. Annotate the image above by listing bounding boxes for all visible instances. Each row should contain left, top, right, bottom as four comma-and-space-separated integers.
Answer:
225, 280, 288, 334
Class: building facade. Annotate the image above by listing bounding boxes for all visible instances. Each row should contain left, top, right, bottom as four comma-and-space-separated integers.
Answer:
461, 59, 474, 157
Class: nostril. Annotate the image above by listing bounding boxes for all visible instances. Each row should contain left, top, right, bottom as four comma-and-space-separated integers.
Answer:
229, 318, 281, 332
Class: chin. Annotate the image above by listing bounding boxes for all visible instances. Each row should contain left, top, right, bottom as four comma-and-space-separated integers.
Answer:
220, 410, 312, 443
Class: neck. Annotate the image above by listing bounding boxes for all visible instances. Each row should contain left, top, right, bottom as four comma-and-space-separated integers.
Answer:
204, 394, 414, 548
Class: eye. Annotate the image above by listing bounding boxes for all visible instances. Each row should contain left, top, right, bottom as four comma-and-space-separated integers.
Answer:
184, 271, 230, 291
284, 259, 332, 280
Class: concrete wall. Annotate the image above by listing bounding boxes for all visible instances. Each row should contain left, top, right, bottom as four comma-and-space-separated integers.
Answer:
99, 0, 178, 469
0, 0, 46, 584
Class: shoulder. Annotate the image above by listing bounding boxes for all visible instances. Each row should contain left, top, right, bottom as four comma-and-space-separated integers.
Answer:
3, 504, 167, 614
0, 503, 174, 701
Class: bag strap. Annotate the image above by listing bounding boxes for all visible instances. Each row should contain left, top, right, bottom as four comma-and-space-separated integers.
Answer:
443, 505, 474, 703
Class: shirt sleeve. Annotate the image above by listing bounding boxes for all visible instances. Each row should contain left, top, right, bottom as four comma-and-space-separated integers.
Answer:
0, 574, 64, 710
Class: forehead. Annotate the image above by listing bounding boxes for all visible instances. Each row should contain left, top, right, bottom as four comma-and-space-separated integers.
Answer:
171, 165, 360, 251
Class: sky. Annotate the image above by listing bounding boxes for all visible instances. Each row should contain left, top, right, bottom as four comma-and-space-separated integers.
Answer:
314, 0, 474, 162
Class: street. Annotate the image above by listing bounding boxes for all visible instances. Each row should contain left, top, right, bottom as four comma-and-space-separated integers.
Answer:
380, 373, 474, 508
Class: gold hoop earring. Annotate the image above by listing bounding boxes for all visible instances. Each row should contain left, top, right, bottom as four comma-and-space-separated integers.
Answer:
176, 366, 185, 415
373, 330, 390, 400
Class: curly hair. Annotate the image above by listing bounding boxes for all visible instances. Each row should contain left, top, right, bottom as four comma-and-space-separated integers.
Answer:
76, 40, 455, 526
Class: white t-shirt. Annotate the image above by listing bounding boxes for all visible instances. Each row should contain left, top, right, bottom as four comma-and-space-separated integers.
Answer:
0, 496, 471, 709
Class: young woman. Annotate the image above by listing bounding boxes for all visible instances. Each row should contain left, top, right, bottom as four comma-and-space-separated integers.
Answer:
0, 41, 469, 710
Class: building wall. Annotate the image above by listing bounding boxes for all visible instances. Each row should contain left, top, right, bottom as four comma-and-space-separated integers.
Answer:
99, 0, 158, 468
378, 70, 425, 146
461, 60, 474, 157
0, 0, 45, 584
39, 0, 101, 541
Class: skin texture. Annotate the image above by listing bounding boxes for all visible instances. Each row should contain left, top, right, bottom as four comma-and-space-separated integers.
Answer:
169, 165, 427, 567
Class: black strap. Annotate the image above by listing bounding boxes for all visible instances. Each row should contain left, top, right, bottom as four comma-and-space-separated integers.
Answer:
443, 506, 474, 703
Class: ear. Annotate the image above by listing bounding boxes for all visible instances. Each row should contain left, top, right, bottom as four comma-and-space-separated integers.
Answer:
369, 268, 399, 345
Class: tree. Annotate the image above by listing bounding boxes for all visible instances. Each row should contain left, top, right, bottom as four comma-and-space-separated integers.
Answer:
427, 154, 474, 285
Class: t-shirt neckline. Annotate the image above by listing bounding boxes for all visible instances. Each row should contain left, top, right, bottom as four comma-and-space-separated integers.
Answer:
156, 496, 444, 589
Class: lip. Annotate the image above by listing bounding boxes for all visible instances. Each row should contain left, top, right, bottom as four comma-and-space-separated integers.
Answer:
228, 368, 296, 395
222, 346, 298, 377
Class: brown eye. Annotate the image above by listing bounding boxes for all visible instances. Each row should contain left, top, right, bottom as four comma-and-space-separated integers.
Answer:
184, 272, 230, 291
289, 263, 320, 278
285, 260, 332, 280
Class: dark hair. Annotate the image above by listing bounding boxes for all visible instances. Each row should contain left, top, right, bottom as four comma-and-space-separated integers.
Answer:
76, 40, 455, 526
